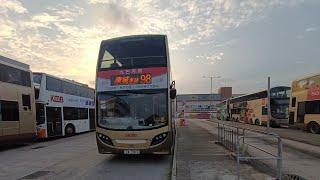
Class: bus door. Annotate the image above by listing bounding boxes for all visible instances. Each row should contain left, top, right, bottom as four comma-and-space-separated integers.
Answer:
297, 102, 305, 123
89, 109, 95, 130
46, 107, 62, 137
289, 112, 295, 125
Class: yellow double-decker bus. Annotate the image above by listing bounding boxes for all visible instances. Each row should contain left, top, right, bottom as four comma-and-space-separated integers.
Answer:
95, 35, 176, 155
229, 86, 290, 127
289, 73, 320, 134
0, 55, 36, 145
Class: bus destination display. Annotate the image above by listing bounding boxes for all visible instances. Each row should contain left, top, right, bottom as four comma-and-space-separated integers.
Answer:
111, 74, 152, 85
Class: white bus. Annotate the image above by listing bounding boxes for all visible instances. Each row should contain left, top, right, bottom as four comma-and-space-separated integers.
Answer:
33, 73, 95, 138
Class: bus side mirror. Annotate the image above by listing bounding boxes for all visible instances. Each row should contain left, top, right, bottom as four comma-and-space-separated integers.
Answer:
170, 88, 177, 99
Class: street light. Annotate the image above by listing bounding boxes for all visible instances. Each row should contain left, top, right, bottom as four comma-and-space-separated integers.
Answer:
202, 75, 221, 94
203, 75, 221, 116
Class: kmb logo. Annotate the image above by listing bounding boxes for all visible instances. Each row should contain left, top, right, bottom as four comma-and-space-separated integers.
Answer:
51, 95, 64, 103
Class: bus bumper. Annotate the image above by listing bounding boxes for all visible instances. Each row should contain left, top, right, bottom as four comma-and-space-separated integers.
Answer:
271, 118, 288, 127
96, 133, 173, 155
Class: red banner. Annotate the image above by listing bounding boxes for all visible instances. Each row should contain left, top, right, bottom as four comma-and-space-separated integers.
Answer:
307, 87, 320, 100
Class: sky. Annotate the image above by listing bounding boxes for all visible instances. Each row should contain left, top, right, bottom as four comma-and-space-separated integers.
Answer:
0, 0, 319, 94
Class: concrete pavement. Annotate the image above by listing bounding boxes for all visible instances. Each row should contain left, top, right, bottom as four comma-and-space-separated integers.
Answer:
195, 119, 320, 180
175, 119, 270, 180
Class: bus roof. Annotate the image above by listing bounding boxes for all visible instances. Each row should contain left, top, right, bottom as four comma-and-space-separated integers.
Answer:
292, 72, 320, 82
33, 72, 94, 90
230, 86, 290, 101
0, 55, 30, 70
101, 34, 166, 44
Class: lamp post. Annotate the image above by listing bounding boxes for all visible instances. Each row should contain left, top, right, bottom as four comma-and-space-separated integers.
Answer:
267, 76, 271, 133
203, 75, 221, 116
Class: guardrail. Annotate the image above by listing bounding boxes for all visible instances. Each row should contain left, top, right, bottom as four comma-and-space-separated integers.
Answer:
216, 122, 283, 180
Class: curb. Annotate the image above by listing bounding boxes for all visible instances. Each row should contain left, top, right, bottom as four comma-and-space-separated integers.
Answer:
171, 119, 178, 180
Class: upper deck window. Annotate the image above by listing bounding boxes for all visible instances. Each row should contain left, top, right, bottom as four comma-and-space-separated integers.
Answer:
46, 76, 94, 99
0, 63, 31, 87
270, 87, 291, 99
99, 36, 167, 70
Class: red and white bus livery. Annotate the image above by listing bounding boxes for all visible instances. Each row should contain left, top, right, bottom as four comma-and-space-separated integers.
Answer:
33, 73, 95, 138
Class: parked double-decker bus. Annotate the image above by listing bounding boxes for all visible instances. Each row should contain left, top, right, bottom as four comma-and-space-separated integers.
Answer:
229, 86, 290, 127
0, 55, 36, 144
289, 73, 320, 134
33, 73, 95, 138
217, 100, 229, 121
95, 35, 176, 155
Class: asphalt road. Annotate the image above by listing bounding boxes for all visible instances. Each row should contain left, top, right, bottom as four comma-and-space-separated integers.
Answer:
0, 132, 172, 180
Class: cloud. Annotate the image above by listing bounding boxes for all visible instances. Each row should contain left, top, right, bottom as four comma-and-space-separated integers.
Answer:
92, 3, 135, 28
0, 19, 15, 37
305, 27, 317, 32
0, 0, 306, 87
0, 0, 28, 13
193, 52, 224, 64
88, 0, 114, 4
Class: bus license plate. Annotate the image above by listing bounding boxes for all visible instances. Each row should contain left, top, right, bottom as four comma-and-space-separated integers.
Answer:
123, 150, 140, 154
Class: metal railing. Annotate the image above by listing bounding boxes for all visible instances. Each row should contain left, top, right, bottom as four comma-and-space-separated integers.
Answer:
216, 122, 283, 180
217, 123, 244, 152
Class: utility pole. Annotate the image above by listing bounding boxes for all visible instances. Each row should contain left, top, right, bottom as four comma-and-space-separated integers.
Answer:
267, 77, 271, 133
203, 75, 221, 115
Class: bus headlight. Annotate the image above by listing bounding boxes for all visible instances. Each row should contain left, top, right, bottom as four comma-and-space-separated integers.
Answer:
97, 133, 113, 146
151, 132, 168, 146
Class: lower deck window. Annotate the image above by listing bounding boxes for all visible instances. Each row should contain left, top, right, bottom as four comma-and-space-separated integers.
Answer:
22, 94, 31, 110
0, 100, 19, 121
262, 106, 268, 115
305, 100, 320, 114
63, 107, 88, 120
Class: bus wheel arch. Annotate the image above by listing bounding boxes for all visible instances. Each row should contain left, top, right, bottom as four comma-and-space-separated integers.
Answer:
255, 119, 260, 126
65, 123, 76, 136
307, 121, 320, 134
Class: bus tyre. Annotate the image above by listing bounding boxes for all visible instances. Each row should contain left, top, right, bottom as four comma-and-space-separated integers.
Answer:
255, 119, 260, 126
308, 122, 320, 134
65, 124, 75, 137
270, 121, 280, 128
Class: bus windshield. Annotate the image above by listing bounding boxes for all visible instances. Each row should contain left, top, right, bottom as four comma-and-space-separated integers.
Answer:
271, 99, 289, 119
98, 36, 167, 70
97, 89, 168, 130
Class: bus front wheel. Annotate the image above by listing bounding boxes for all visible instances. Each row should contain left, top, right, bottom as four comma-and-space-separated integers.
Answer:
255, 119, 260, 126
308, 122, 320, 134
65, 124, 75, 137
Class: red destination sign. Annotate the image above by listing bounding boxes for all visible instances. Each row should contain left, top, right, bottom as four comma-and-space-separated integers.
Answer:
112, 74, 152, 85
